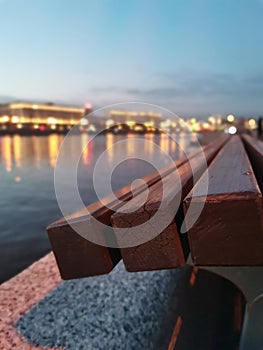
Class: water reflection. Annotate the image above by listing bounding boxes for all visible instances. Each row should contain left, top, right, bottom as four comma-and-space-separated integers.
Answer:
0, 133, 194, 174
13, 135, 21, 168
33, 136, 42, 169
170, 134, 177, 156
160, 133, 170, 156
126, 134, 135, 156
81, 133, 91, 165
2, 136, 12, 172
144, 133, 154, 155
106, 133, 114, 164
48, 134, 60, 168
0, 135, 64, 172
0, 132, 196, 282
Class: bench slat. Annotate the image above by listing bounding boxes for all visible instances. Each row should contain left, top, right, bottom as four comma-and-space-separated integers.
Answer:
184, 135, 263, 266
47, 148, 192, 279
242, 134, 263, 191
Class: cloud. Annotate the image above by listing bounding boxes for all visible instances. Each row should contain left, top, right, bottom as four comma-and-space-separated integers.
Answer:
88, 72, 263, 116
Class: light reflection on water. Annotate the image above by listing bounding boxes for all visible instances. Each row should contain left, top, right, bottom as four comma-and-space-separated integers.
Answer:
0, 133, 196, 282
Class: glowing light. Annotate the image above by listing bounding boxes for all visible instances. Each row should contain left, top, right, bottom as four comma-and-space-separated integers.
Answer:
160, 133, 170, 154
15, 176, 21, 183
3, 136, 12, 172
80, 118, 88, 126
17, 124, 23, 129
87, 124, 96, 132
160, 122, 167, 129
50, 124, 57, 130
32, 104, 38, 109
248, 118, 257, 129
13, 135, 21, 167
48, 134, 59, 168
134, 125, 144, 132
109, 110, 161, 118
216, 116, 222, 125
82, 134, 91, 165
11, 116, 19, 124
208, 116, 216, 124
227, 114, 235, 123
202, 122, 210, 130
34, 124, 39, 129
106, 133, 114, 163
106, 119, 114, 128
126, 120, 136, 127
228, 126, 237, 135
144, 121, 154, 127
2, 115, 9, 123
84, 103, 92, 109
47, 117, 57, 124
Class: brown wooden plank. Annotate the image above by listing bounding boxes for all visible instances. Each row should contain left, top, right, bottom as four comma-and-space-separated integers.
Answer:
111, 136, 228, 272
47, 148, 193, 279
242, 134, 263, 191
184, 135, 263, 266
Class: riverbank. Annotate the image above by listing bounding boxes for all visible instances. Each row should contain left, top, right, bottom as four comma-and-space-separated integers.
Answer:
0, 252, 189, 349
0, 251, 242, 350
0, 253, 61, 349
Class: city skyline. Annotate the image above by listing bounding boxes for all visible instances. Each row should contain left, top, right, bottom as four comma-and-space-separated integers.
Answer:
1, 0, 263, 117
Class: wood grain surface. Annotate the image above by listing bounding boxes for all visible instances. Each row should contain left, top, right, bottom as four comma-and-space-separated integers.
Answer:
184, 135, 263, 266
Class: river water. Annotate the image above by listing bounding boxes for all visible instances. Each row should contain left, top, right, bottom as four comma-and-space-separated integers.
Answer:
0, 133, 196, 282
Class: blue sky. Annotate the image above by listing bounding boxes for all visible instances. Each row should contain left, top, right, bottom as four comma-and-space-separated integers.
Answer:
0, 0, 263, 117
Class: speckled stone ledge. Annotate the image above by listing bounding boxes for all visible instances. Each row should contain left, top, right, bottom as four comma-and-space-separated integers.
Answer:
0, 252, 62, 350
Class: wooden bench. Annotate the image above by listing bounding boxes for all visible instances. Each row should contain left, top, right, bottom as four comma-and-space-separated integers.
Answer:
47, 134, 263, 276
47, 133, 263, 350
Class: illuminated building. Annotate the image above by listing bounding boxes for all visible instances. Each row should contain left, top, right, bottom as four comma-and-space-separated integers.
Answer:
0, 102, 85, 125
107, 110, 161, 127
0, 101, 91, 134
82, 110, 162, 133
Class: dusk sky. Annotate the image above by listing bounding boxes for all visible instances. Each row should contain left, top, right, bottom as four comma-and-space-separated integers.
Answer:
0, 0, 263, 117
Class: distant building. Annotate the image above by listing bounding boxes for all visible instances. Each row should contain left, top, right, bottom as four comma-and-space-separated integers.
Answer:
0, 102, 86, 125
0, 101, 90, 134
107, 110, 161, 127
82, 109, 162, 133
